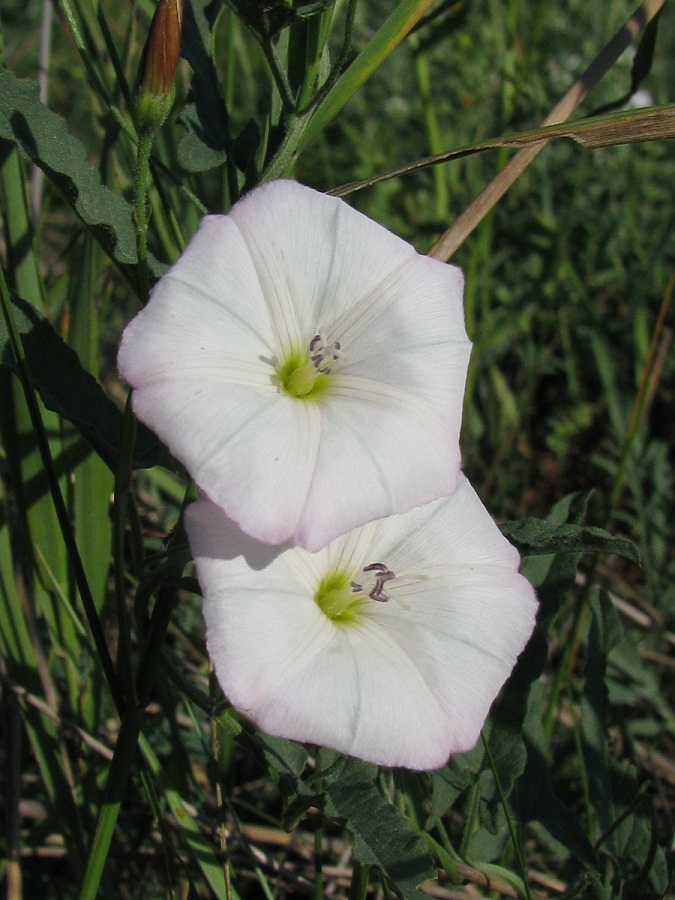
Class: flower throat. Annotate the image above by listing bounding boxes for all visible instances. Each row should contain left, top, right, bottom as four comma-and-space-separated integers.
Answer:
278, 335, 341, 399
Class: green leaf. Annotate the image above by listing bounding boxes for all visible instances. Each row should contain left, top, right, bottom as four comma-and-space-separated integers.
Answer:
177, 0, 230, 172
0, 293, 163, 469
138, 734, 234, 899
501, 517, 640, 564
0, 72, 139, 284
589, 9, 662, 115
258, 733, 309, 778
476, 656, 535, 834
300, 0, 437, 150
519, 492, 590, 631
325, 759, 436, 898
520, 683, 598, 871
582, 591, 623, 843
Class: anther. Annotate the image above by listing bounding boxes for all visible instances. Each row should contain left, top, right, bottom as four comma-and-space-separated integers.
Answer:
352, 563, 395, 602
309, 335, 342, 375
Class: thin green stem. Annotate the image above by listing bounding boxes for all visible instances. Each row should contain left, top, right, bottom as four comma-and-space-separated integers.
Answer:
543, 584, 591, 743
299, 0, 358, 116
133, 131, 154, 303
135, 580, 180, 703
77, 704, 144, 900
347, 860, 369, 900
313, 813, 324, 900
566, 684, 595, 837
260, 112, 313, 182
112, 394, 138, 704
262, 35, 297, 113
0, 262, 123, 713
90, 0, 134, 109
607, 274, 673, 517
56, 0, 137, 141
299, 0, 437, 150
294, 9, 330, 112
78, 577, 181, 898
481, 733, 534, 900
219, 788, 274, 899
411, 37, 448, 221
459, 780, 480, 858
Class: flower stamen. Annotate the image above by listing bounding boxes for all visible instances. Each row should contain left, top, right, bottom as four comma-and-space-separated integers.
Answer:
351, 562, 395, 602
310, 334, 341, 375
278, 334, 341, 399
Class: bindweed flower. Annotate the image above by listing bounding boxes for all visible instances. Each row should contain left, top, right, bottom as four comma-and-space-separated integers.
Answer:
118, 180, 471, 551
185, 473, 538, 770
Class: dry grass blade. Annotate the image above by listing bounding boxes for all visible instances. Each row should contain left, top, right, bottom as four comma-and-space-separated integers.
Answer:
328, 105, 675, 198
427, 0, 666, 260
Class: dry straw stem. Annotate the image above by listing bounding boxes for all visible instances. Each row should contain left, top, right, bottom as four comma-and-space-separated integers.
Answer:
428, 0, 667, 260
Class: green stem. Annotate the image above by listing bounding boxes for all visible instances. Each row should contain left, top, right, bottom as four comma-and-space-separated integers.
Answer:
607, 274, 672, 517
135, 580, 180, 703
56, 0, 137, 141
347, 861, 369, 900
299, 0, 357, 116
133, 131, 154, 303
90, 0, 134, 109
0, 262, 122, 713
313, 813, 324, 900
459, 781, 480, 858
411, 38, 448, 221
77, 704, 144, 900
299, 0, 437, 151
481, 733, 534, 900
260, 112, 312, 182
294, 9, 331, 113
112, 395, 138, 704
262, 35, 297, 113
543, 584, 590, 742
77, 579, 180, 899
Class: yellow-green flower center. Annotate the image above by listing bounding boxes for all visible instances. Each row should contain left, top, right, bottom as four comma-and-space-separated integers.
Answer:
315, 572, 364, 624
277, 335, 341, 400
315, 563, 396, 623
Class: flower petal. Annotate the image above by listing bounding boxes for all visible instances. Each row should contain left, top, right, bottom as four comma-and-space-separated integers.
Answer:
186, 474, 537, 770
132, 381, 321, 544
228, 180, 440, 350
296, 377, 463, 550
120, 180, 471, 549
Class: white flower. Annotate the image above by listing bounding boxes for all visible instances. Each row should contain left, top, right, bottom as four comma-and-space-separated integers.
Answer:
185, 474, 538, 770
118, 180, 470, 551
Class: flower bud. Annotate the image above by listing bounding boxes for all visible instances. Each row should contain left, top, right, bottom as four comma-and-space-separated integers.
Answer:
135, 0, 183, 134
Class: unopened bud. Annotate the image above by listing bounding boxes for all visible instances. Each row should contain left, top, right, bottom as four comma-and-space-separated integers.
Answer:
135, 0, 183, 134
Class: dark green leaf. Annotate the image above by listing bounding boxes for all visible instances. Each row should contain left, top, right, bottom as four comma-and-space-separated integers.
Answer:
630, 12, 661, 93
177, 0, 230, 173
501, 518, 640, 565
520, 683, 598, 871
258, 733, 309, 778
0, 73, 139, 285
0, 293, 163, 469
325, 759, 435, 898
519, 492, 589, 633
589, 10, 662, 116
582, 591, 622, 842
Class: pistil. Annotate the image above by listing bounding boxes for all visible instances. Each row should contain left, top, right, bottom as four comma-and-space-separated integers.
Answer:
315, 572, 363, 623
278, 334, 342, 399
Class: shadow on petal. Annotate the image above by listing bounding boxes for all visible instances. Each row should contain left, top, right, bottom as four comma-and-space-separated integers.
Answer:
186, 499, 291, 570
